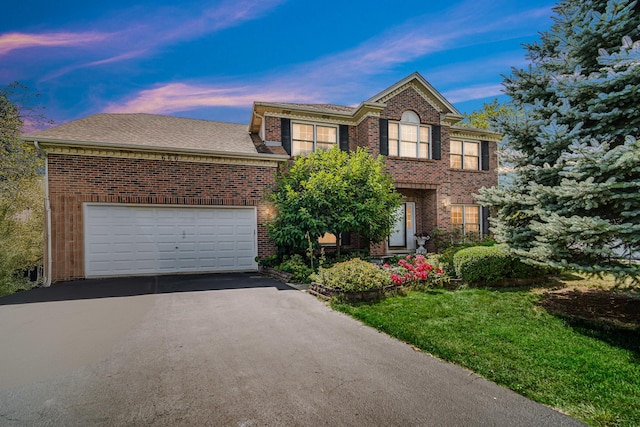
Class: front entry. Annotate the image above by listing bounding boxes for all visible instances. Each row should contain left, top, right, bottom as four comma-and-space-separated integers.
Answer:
389, 202, 416, 251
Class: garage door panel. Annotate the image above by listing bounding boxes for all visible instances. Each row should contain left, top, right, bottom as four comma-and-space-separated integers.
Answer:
85, 205, 257, 277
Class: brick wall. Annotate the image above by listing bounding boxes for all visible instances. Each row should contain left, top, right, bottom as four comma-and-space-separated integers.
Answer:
264, 116, 281, 143
47, 154, 278, 282
256, 85, 499, 256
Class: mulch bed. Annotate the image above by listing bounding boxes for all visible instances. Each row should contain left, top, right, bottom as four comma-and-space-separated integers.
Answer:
539, 288, 640, 330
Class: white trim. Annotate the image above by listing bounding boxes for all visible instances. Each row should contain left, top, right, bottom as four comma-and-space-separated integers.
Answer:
22, 137, 289, 163
34, 141, 52, 287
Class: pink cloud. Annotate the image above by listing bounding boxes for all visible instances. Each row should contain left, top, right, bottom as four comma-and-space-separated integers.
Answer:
0, 31, 108, 55
103, 82, 320, 114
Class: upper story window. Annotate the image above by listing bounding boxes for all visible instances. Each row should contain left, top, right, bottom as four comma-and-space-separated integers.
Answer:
450, 140, 480, 170
292, 123, 337, 156
388, 111, 431, 158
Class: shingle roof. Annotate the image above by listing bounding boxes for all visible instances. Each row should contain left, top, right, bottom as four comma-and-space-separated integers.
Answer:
259, 102, 356, 114
24, 113, 259, 155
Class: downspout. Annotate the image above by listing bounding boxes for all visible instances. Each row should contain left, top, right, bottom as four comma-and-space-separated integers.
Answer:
34, 141, 52, 287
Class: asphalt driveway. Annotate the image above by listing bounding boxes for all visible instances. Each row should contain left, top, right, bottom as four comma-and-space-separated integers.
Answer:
0, 273, 581, 426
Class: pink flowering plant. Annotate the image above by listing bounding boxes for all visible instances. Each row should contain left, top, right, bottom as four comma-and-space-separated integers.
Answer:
382, 254, 448, 289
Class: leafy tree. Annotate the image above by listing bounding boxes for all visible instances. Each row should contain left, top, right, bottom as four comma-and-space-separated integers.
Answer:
460, 99, 515, 130
267, 147, 403, 257
0, 82, 48, 294
477, 0, 640, 280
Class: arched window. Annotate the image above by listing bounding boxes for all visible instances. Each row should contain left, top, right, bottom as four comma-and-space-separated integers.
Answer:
388, 111, 431, 158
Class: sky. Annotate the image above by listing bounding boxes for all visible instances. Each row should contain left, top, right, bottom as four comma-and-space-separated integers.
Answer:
1, 0, 557, 129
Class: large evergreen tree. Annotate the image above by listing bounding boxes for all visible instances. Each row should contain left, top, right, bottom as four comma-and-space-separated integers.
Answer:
477, 0, 640, 279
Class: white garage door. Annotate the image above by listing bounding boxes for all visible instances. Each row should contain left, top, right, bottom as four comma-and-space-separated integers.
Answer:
84, 204, 257, 278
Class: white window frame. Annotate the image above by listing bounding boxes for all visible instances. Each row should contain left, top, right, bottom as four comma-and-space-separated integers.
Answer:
451, 204, 482, 236
291, 122, 338, 156
388, 111, 431, 159
450, 140, 480, 170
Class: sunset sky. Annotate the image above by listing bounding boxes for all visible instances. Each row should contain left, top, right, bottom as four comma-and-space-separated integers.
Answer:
2, 0, 556, 128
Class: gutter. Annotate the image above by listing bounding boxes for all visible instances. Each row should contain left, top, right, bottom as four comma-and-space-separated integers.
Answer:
34, 141, 52, 287
22, 137, 290, 163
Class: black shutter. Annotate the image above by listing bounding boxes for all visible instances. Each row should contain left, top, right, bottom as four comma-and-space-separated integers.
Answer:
482, 206, 490, 236
281, 118, 291, 155
481, 140, 490, 171
379, 118, 389, 155
341, 232, 351, 246
339, 125, 349, 152
432, 125, 441, 160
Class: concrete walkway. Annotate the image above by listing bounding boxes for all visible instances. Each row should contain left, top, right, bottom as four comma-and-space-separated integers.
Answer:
0, 273, 581, 426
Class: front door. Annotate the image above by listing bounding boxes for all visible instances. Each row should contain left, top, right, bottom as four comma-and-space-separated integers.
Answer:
389, 202, 416, 250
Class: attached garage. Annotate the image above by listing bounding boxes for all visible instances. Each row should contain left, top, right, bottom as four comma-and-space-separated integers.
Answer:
84, 204, 258, 278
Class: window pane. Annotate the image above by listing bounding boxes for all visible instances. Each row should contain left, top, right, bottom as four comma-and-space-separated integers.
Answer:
317, 126, 337, 143
401, 124, 418, 142
465, 206, 479, 225
318, 233, 336, 245
450, 140, 462, 154
419, 142, 429, 158
451, 206, 463, 225
316, 142, 336, 151
464, 141, 479, 156
419, 126, 430, 143
293, 140, 313, 156
293, 124, 313, 141
401, 111, 420, 123
400, 141, 417, 157
464, 155, 479, 170
389, 139, 399, 156
450, 154, 462, 168
388, 122, 399, 139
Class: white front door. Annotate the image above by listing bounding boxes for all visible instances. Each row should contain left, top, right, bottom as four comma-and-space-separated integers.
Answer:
389, 202, 416, 250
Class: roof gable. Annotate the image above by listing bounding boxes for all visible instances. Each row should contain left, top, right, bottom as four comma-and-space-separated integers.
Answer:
367, 72, 463, 121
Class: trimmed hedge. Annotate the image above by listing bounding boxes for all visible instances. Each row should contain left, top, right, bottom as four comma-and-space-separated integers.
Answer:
453, 245, 546, 284
314, 258, 391, 292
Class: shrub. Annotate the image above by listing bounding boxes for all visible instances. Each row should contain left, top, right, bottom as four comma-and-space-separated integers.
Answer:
453, 245, 548, 284
256, 254, 280, 268
313, 258, 391, 292
439, 239, 497, 274
382, 254, 448, 289
276, 254, 314, 284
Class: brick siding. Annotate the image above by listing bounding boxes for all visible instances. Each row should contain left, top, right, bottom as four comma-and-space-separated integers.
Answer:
47, 154, 278, 282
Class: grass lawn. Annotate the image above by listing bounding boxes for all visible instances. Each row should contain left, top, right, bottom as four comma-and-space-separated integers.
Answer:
333, 280, 640, 426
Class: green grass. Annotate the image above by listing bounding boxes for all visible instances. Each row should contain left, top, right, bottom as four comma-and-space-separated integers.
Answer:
333, 288, 640, 426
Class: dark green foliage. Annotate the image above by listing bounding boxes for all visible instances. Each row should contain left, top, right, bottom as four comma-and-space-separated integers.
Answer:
314, 258, 391, 292
255, 254, 279, 268
266, 147, 403, 256
453, 245, 546, 284
276, 255, 314, 284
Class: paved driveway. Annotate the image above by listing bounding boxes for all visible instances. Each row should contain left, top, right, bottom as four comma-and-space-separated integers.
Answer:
0, 273, 581, 426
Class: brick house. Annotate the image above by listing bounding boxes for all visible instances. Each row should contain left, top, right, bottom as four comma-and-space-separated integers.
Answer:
23, 72, 499, 284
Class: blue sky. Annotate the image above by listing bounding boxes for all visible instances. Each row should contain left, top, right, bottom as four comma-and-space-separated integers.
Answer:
2, 0, 556, 128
